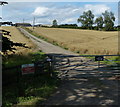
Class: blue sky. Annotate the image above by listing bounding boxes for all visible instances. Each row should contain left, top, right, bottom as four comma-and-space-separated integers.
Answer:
1, 2, 119, 26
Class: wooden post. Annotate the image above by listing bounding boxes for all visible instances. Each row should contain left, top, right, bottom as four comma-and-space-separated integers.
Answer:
17, 66, 20, 96
51, 56, 55, 77
52, 56, 55, 71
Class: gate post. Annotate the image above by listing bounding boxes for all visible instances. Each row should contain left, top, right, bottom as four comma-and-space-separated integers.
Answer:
52, 56, 55, 71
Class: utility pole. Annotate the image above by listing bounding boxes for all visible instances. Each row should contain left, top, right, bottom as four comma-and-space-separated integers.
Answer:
23, 18, 24, 23
33, 17, 35, 30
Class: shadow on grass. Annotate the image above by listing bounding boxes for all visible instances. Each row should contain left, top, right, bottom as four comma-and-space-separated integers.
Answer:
2, 52, 60, 107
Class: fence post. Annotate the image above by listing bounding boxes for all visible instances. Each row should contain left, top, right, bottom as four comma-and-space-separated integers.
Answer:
17, 66, 20, 96
52, 56, 55, 71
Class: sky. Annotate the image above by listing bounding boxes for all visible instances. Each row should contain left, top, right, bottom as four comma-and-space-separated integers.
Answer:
0, 1, 119, 26
2, 0, 120, 2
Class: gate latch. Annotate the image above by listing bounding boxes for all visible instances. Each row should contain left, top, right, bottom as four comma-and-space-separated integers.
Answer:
95, 56, 104, 61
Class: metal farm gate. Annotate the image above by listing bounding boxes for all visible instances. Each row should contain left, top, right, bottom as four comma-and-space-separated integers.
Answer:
51, 55, 120, 79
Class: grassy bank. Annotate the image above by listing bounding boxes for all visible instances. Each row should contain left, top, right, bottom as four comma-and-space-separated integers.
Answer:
3, 51, 45, 68
3, 51, 60, 107
3, 74, 59, 107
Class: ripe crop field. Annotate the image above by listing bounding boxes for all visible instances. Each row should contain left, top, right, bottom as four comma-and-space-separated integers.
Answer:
28, 27, 118, 55
2, 26, 37, 54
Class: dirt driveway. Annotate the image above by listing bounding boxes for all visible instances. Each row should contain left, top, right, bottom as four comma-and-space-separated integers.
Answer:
19, 28, 119, 106
40, 56, 119, 106
41, 76, 119, 106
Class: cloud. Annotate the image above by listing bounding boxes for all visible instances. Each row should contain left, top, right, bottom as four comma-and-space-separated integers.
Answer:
2, 2, 117, 26
31, 4, 111, 25
5, 0, 120, 2
31, 5, 82, 24
61, 18, 77, 24
32, 7, 49, 16
35, 17, 52, 24
84, 4, 110, 15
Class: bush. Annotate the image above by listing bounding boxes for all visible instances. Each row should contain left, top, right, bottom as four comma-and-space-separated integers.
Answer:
52, 24, 78, 29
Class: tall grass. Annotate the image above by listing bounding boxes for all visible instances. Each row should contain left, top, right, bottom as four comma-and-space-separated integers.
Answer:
3, 51, 60, 106
3, 74, 59, 106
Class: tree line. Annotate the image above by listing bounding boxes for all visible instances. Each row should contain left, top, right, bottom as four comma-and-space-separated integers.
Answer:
52, 10, 117, 31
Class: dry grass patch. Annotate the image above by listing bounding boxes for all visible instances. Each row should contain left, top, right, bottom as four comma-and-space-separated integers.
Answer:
28, 27, 118, 55
2, 26, 37, 54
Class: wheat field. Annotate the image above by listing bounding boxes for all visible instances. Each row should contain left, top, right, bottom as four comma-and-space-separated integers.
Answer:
2, 26, 37, 54
28, 27, 118, 55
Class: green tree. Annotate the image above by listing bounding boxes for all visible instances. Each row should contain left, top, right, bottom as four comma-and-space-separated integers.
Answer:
52, 19, 58, 27
102, 11, 115, 31
77, 10, 94, 29
95, 16, 104, 30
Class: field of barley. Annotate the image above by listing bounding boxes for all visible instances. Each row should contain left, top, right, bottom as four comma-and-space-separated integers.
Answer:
2, 26, 37, 54
28, 27, 118, 55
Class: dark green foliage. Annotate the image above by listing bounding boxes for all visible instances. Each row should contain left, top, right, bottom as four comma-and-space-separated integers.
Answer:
77, 10, 94, 29
3, 75, 60, 106
77, 10, 116, 31
57, 24, 78, 29
102, 11, 115, 31
52, 19, 58, 27
3, 52, 60, 106
2, 52, 46, 85
0, 22, 12, 26
95, 16, 104, 30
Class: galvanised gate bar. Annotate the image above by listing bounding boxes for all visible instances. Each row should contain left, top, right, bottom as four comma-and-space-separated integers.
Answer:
50, 54, 120, 79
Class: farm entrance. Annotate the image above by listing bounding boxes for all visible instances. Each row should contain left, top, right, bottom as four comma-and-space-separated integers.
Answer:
51, 54, 120, 79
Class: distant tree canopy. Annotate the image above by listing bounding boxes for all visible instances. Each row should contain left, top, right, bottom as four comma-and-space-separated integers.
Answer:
0, 22, 13, 26
52, 19, 58, 27
57, 24, 78, 28
77, 10, 116, 31
50, 10, 116, 31
102, 11, 115, 31
95, 16, 104, 30
77, 10, 94, 29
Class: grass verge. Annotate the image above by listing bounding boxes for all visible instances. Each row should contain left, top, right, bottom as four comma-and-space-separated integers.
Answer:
3, 74, 59, 107
3, 51, 60, 107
